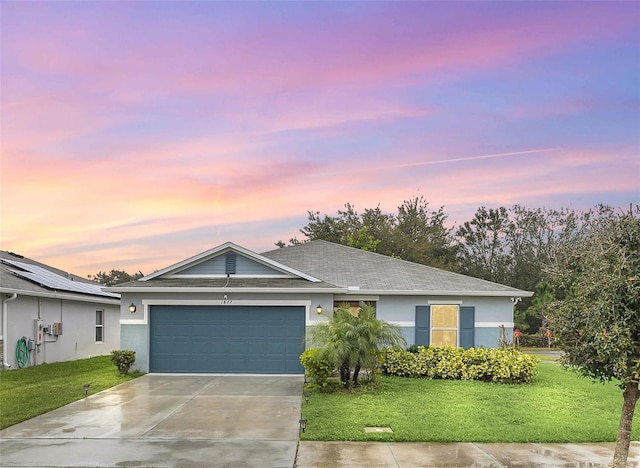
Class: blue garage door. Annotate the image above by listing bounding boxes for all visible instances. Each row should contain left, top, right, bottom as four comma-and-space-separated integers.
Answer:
149, 305, 305, 374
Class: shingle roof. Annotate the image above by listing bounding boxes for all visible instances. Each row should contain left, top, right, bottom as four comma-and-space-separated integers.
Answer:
262, 240, 530, 296
0, 251, 119, 300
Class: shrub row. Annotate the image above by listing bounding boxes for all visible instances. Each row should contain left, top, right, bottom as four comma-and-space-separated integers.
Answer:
383, 346, 537, 383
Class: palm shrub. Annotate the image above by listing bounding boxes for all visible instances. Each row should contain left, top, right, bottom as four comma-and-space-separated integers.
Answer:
309, 303, 406, 388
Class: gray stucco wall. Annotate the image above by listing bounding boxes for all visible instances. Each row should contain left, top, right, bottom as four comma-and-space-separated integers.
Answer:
375, 295, 515, 347
121, 323, 149, 373
120, 290, 516, 372
120, 291, 335, 372
3, 294, 119, 369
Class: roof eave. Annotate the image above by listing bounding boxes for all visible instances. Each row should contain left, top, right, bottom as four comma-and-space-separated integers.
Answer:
346, 289, 534, 297
0, 287, 121, 304
105, 286, 532, 297
105, 286, 346, 294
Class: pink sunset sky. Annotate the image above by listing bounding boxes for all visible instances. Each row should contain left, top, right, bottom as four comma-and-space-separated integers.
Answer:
1, 1, 639, 278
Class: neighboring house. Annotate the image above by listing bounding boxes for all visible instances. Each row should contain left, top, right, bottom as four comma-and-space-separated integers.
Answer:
109, 240, 532, 375
0, 251, 120, 369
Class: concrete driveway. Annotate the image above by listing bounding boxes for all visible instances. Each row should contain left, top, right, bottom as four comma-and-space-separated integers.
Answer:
0, 374, 304, 467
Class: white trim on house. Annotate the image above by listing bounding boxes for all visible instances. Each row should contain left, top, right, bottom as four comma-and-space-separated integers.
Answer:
0, 287, 119, 305
428, 300, 464, 305
109, 287, 344, 294
109, 287, 530, 298
388, 321, 415, 327
351, 290, 533, 297
120, 299, 314, 326
165, 274, 294, 279
476, 321, 514, 328
334, 294, 380, 302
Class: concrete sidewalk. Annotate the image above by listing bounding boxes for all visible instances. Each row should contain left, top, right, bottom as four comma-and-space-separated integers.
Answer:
295, 441, 640, 467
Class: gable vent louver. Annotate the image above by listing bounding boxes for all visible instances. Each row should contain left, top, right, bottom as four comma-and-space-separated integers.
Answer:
225, 253, 237, 275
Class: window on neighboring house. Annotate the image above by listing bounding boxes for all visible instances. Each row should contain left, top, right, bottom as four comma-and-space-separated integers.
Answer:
333, 301, 377, 317
95, 310, 104, 342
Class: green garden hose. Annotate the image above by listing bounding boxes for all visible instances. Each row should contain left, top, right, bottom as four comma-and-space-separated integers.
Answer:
16, 337, 29, 368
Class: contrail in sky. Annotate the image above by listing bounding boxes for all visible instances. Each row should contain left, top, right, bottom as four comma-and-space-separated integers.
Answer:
321, 148, 559, 176
389, 148, 560, 169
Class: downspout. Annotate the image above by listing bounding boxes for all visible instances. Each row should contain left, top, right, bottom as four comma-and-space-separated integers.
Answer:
2, 293, 17, 369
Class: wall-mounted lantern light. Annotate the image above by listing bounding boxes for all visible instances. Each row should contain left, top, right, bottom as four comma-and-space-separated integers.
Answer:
315, 305, 323, 315
128, 303, 137, 314
299, 418, 307, 433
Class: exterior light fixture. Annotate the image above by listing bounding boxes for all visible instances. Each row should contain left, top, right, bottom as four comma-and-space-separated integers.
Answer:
128, 303, 137, 314
83, 383, 90, 396
315, 305, 323, 315
304, 393, 310, 405
299, 418, 307, 433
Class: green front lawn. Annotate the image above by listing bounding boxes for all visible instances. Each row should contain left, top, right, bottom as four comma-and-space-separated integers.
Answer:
300, 363, 640, 443
0, 355, 142, 429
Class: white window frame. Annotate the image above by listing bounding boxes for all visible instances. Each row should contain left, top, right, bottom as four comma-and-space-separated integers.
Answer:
430, 304, 460, 347
95, 309, 104, 343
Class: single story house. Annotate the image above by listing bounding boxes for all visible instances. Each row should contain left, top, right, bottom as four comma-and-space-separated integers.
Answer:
0, 251, 120, 369
109, 240, 532, 374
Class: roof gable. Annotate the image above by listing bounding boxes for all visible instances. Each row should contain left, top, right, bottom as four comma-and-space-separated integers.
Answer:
142, 242, 321, 282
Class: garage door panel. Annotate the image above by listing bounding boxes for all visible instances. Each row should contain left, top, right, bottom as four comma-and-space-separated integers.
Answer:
150, 305, 305, 374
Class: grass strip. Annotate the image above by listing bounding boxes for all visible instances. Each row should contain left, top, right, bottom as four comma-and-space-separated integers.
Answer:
301, 363, 639, 443
0, 355, 142, 429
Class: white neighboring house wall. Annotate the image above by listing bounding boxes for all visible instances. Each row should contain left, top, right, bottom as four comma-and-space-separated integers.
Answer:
2, 293, 119, 369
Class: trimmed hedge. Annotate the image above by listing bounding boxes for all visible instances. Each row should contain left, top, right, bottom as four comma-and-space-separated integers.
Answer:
383, 346, 537, 383
110, 349, 136, 375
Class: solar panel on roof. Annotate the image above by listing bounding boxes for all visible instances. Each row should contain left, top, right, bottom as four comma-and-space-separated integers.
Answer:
2, 259, 119, 298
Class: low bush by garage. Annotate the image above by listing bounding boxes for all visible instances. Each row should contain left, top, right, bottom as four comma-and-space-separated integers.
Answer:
383, 346, 537, 383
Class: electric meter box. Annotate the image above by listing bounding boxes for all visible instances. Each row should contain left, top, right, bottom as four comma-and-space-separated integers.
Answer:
51, 322, 63, 336
34, 319, 44, 345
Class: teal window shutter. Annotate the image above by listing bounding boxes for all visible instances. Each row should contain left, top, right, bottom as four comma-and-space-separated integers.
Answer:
459, 306, 475, 349
415, 306, 430, 346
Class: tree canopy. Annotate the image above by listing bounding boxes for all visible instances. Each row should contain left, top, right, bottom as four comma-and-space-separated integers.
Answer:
279, 198, 593, 332
547, 205, 639, 467
282, 196, 458, 269
89, 269, 144, 286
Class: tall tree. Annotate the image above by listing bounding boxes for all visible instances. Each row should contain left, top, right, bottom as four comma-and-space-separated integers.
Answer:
395, 197, 457, 269
285, 197, 457, 269
455, 206, 512, 284
300, 203, 362, 245
547, 205, 639, 467
89, 269, 144, 286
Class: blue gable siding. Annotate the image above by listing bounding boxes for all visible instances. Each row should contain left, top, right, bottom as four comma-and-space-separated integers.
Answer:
177, 254, 284, 276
